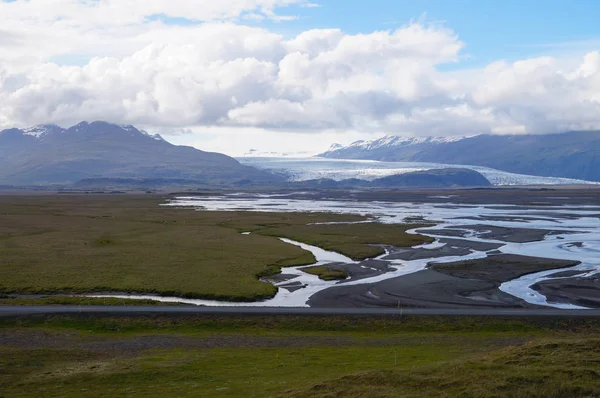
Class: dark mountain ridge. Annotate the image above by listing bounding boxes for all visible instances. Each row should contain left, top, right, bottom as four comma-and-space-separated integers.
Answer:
0, 121, 281, 186
319, 131, 600, 182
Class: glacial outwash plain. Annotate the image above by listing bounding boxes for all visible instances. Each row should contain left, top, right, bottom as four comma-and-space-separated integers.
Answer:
1, 189, 600, 397
5, 0, 600, 395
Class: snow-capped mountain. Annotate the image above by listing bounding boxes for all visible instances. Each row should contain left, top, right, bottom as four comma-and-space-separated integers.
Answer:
318, 135, 470, 157
0, 121, 280, 186
11, 123, 168, 142
119, 125, 166, 142
22, 124, 65, 139
140, 129, 167, 142
321, 135, 472, 158
319, 131, 600, 183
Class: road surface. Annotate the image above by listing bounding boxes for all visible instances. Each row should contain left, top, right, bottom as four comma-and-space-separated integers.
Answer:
1, 306, 600, 317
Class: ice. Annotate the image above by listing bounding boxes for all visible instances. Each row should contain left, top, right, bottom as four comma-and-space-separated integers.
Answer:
237, 157, 597, 186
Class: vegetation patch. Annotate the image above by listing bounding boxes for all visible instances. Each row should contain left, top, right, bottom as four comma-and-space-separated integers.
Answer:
95, 237, 115, 246
302, 265, 348, 281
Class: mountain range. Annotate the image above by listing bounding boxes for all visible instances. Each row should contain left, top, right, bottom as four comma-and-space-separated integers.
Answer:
0, 121, 280, 186
0, 121, 493, 189
319, 132, 600, 182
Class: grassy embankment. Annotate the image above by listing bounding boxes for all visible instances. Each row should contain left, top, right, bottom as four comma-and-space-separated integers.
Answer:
0, 296, 180, 306
0, 194, 431, 302
0, 315, 598, 397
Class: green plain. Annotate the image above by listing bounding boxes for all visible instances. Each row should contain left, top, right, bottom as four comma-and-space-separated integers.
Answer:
0, 194, 431, 302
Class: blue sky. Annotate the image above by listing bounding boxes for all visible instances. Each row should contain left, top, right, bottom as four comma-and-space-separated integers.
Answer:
260, 0, 600, 67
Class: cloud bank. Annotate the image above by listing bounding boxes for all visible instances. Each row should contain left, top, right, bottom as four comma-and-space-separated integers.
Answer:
1, 0, 600, 148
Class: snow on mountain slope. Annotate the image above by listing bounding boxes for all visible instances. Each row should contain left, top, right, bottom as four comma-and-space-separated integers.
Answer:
322, 134, 473, 156
22, 124, 65, 138
319, 131, 600, 183
0, 121, 281, 186
5, 123, 167, 142
238, 157, 598, 186
139, 129, 166, 142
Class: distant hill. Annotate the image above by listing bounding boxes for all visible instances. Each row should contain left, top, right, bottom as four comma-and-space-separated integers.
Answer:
372, 168, 491, 188
295, 168, 492, 189
319, 132, 600, 182
0, 121, 282, 186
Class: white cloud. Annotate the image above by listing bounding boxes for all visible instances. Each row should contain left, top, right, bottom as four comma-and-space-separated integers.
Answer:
0, 0, 307, 25
1, 0, 600, 155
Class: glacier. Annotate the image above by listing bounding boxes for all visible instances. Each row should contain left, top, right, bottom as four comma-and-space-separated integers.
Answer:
238, 157, 597, 186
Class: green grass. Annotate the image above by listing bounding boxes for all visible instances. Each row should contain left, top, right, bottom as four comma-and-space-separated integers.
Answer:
0, 194, 432, 301
0, 315, 598, 397
1, 314, 580, 335
302, 265, 348, 280
255, 223, 434, 260
0, 296, 181, 306
286, 339, 600, 398
0, 345, 462, 398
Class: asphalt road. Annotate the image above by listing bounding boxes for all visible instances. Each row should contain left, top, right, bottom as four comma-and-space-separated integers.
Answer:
1, 306, 600, 317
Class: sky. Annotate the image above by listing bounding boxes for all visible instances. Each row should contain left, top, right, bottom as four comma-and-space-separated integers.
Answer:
1, 0, 600, 156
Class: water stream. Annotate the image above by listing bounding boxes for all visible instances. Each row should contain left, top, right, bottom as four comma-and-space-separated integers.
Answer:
88, 194, 600, 308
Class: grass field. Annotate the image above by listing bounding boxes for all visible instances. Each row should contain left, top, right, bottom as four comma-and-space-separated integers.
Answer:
0, 296, 181, 306
0, 194, 432, 301
257, 223, 433, 260
0, 314, 598, 397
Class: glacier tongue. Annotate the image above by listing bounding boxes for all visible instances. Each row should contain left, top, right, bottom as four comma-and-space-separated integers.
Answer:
238, 157, 598, 186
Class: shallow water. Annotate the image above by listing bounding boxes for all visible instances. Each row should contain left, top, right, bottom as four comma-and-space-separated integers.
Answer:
279, 238, 356, 264
90, 195, 600, 308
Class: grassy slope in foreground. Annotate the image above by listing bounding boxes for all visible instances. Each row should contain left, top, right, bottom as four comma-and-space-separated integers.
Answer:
0, 315, 598, 397
0, 194, 432, 302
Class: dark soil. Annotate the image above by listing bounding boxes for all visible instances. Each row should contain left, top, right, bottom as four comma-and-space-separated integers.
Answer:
309, 255, 579, 309
308, 269, 535, 309
0, 329, 524, 357
532, 274, 600, 308
428, 254, 580, 283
